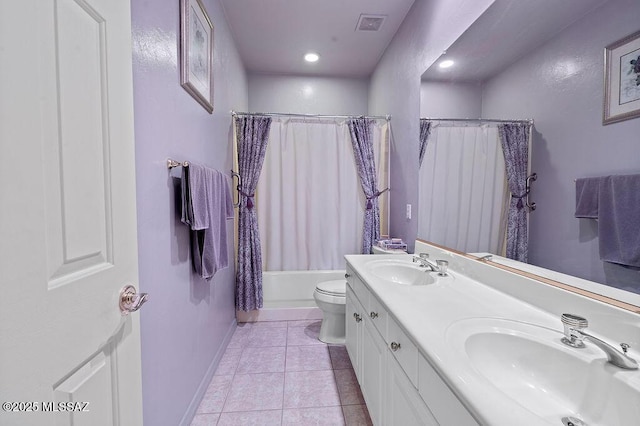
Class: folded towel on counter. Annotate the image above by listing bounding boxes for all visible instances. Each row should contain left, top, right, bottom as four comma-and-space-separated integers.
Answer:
574, 177, 601, 218
181, 163, 234, 279
597, 174, 640, 268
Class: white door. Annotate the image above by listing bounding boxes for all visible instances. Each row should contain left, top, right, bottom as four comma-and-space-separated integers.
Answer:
0, 0, 144, 425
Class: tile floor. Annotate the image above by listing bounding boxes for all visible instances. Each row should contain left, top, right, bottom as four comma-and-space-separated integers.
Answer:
191, 320, 373, 426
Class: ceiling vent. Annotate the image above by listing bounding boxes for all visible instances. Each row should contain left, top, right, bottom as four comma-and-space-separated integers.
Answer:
356, 14, 386, 32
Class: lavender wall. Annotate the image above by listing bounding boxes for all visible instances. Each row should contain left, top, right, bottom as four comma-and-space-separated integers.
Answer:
248, 73, 369, 115
130, 0, 247, 424
482, 0, 640, 291
368, 0, 494, 252
420, 81, 483, 119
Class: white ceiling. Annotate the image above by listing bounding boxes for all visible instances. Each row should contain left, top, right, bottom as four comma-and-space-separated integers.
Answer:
421, 0, 608, 83
220, 0, 415, 77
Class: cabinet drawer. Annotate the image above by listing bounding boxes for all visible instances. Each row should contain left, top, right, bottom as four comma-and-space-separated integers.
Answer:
418, 354, 478, 426
367, 293, 388, 336
346, 265, 369, 307
387, 316, 418, 387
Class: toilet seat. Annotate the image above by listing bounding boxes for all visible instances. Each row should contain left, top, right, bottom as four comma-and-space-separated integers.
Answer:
315, 280, 346, 297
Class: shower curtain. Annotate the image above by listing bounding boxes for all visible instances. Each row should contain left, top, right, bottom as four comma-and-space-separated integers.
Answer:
235, 116, 272, 311
418, 123, 508, 254
256, 118, 388, 271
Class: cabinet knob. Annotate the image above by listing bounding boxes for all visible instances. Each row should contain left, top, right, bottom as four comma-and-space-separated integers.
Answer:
354, 314, 362, 323
345, 273, 351, 279
390, 342, 401, 351
370, 311, 378, 319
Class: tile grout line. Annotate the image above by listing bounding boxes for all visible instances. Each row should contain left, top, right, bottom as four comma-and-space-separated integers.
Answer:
216, 326, 247, 425
203, 321, 361, 425
215, 346, 232, 425
282, 327, 288, 426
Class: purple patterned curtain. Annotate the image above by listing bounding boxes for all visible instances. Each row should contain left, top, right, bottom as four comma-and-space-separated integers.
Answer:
419, 119, 432, 167
499, 123, 531, 262
348, 118, 383, 254
235, 116, 272, 311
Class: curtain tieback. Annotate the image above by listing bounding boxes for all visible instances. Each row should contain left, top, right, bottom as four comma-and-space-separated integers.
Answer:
366, 187, 390, 210
239, 189, 255, 209
511, 192, 526, 209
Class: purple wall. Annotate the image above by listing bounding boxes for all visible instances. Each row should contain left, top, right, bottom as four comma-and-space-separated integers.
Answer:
369, 0, 494, 252
482, 0, 640, 291
420, 81, 483, 119
248, 74, 369, 115
130, 0, 248, 424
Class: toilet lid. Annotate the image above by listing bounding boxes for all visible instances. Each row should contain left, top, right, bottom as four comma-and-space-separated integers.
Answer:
316, 280, 346, 296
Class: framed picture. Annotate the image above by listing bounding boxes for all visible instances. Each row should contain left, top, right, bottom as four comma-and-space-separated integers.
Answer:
603, 30, 640, 125
180, 0, 214, 113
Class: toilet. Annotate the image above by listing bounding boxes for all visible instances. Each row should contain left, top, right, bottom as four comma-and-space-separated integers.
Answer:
313, 279, 347, 344
314, 245, 408, 344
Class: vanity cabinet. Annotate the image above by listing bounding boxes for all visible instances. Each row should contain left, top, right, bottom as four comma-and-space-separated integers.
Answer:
345, 279, 385, 425
386, 354, 437, 426
346, 269, 438, 426
418, 355, 477, 425
346, 263, 477, 426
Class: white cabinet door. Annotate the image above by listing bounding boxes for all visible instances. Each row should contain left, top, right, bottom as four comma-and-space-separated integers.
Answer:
0, 1, 143, 425
386, 355, 438, 426
361, 317, 387, 426
346, 287, 363, 380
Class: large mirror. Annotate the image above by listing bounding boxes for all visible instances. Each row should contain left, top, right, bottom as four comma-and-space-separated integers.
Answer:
418, 0, 640, 307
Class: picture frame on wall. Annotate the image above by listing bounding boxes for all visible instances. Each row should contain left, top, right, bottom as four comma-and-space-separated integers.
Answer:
180, 0, 214, 113
603, 30, 640, 125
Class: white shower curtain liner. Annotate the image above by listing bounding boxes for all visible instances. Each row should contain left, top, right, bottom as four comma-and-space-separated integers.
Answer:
418, 123, 508, 254
257, 117, 388, 271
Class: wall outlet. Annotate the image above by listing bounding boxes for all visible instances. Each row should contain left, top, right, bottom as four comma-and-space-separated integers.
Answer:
406, 204, 412, 220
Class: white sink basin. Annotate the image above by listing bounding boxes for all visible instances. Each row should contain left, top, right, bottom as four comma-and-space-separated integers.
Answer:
366, 259, 436, 286
446, 318, 640, 425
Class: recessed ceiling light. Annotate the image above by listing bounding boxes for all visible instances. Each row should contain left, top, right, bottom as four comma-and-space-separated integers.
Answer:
304, 53, 319, 63
439, 59, 454, 69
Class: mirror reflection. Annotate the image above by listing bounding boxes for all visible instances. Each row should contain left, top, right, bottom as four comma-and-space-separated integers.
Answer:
418, 0, 640, 300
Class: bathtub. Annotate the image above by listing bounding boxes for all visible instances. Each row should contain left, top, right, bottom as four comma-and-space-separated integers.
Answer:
236, 269, 346, 323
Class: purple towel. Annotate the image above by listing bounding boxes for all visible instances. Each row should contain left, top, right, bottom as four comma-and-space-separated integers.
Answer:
181, 164, 234, 279
597, 174, 640, 268
575, 177, 601, 218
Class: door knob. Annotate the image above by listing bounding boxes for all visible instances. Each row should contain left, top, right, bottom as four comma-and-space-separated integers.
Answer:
119, 285, 148, 315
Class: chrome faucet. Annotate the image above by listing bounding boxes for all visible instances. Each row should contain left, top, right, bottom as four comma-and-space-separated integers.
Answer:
560, 313, 638, 370
412, 253, 449, 276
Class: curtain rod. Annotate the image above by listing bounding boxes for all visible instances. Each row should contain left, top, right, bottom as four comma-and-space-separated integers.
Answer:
231, 110, 391, 121
422, 117, 533, 125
